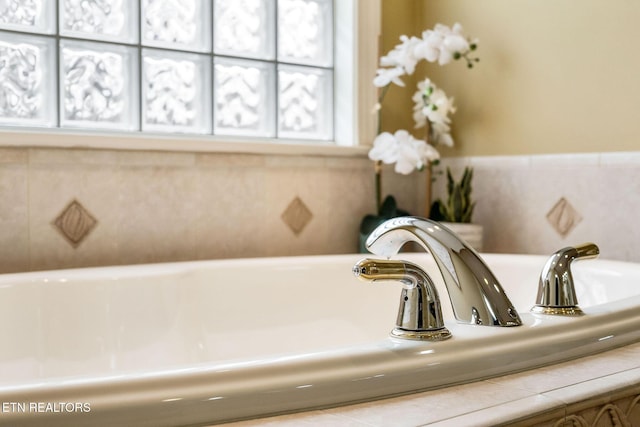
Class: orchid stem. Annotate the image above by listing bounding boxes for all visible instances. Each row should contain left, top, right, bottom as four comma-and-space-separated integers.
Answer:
375, 160, 382, 213
374, 84, 391, 212
376, 85, 390, 135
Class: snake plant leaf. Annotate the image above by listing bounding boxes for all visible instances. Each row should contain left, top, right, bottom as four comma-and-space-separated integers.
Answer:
446, 167, 455, 197
432, 166, 475, 223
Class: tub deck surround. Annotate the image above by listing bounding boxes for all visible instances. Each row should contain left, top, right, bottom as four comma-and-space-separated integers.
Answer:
1, 253, 640, 426
221, 343, 640, 426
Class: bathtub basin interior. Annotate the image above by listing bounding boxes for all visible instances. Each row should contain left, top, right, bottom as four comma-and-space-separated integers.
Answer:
1, 253, 640, 426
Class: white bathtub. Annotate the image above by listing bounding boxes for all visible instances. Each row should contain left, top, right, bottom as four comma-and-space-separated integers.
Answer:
1, 253, 640, 426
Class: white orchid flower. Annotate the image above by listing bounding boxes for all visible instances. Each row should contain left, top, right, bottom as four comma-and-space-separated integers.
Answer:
369, 132, 399, 164
413, 108, 426, 129
414, 23, 473, 66
442, 29, 469, 54
413, 79, 455, 125
420, 140, 441, 162
374, 23, 477, 90
374, 35, 425, 88
394, 130, 439, 174
369, 130, 440, 175
379, 35, 422, 74
370, 21, 477, 174
412, 78, 457, 147
415, 30, 442, 63
439, 24, 470, 65
373, 66, 406, 87
424, 88, 455, 125
431, 121, 454, 147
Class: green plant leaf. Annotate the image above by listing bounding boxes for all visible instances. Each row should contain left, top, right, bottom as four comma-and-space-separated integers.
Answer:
440, 166, 476, 223
446, 167, 454, 197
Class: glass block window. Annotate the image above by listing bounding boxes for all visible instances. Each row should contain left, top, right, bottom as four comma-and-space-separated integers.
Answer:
60, 0, 138, 43
213, 0, 275, 60
60, 40, 138, 130
0, 32, 56, 127
214, 57, 275, 137
0, 0, 334, 141
278, 64, 332, 140
278, 0, 332, 67
143, 49, 211, 133
142, 0, 211, 52
0, 1, 56, 34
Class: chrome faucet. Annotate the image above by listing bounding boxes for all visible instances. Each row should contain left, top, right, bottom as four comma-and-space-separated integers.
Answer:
532, 243, 599, 316
353, 258, 452, 341
365, 216, 522, 327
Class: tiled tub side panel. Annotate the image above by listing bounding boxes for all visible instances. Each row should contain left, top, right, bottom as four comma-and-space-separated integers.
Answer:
436, 152, 640, 262
0, 147, 425, 273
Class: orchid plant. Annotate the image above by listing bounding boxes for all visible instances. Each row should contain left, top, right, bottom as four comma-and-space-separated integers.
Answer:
368, 23, 479, 212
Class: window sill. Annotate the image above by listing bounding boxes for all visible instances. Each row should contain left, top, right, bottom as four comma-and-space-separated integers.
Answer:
0, 128, 369, 158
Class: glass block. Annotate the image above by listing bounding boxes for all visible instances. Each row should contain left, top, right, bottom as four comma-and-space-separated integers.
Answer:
142, 0, 211, 53
213, 58, 275, 137
60, 0, 139, 44
213, 0, 275, 60
0, 32, 56, 127
0, 0, 55, 34
278, 65, 332, 140
142, 49, 211, 134
277, 0, 332, 67
60, 40, 138, 130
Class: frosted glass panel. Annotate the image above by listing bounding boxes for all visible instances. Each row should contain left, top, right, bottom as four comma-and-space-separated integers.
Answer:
60, 0, 138, 43
0, 32, 55, 126
60, 40, 138, 130
278, 65, 332, 140
278, 0, 332, 67
213, 0, 275, 60
142, 0, 211, 52
213, 58, 275, 137
0, 0, 55, 34
143, 49, 211, 134
0, 0, 335, 143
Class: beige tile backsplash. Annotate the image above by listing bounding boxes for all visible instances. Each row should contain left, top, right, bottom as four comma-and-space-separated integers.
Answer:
0, 147, 425, 273
436, 152, 640, 263
0, 147, 638, 273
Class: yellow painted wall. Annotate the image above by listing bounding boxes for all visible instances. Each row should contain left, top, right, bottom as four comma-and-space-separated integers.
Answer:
381, 0, 640, 156
378, 0, 423, 136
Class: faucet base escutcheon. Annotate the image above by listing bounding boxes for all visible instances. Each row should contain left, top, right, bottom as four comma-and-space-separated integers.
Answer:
390, 327, 452, 341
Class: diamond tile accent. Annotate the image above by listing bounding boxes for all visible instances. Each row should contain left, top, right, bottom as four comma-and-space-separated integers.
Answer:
546, 197, 583, 237
53, 200, 98, 248
281, 196, 313, 236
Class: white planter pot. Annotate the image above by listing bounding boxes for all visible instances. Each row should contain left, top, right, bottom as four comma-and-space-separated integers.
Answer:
440, 222, 484, 252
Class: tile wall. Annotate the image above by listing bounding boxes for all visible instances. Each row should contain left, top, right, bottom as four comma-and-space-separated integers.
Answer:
436, 151, 640, 263
1, 148, 638, 274
0, 147, 425, 274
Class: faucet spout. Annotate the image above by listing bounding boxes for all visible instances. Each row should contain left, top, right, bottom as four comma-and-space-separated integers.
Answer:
366, 216, 522, 327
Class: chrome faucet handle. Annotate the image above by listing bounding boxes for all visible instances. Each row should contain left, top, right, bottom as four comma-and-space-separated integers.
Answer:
531, 243, 600, 316
353, 258, 452, 341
